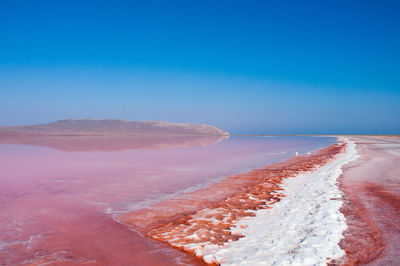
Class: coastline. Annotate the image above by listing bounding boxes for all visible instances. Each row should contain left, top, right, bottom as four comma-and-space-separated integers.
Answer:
5, 135, 397, 265
0, 135, 333, 265
118, 138, 351, 264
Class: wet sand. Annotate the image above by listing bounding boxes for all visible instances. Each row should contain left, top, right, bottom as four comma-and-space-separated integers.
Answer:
339, 136, 400, 265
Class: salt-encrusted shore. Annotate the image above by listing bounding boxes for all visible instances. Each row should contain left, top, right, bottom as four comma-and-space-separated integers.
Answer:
119, 138, 356, 265
198, 138, 359, 265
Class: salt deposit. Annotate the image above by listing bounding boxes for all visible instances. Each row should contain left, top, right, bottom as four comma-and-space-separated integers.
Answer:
194, 138, 359, 265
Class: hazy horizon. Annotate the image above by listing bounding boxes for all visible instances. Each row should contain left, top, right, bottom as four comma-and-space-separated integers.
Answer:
1, 0, 399, 134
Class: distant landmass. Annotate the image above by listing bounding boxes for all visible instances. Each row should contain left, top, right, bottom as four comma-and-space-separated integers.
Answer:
0, 119, 229, 151
0, 119, 229, 137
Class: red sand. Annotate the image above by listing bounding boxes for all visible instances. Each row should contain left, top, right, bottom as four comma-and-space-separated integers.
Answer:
119, 142, 345, 263
338, 136, 400, 265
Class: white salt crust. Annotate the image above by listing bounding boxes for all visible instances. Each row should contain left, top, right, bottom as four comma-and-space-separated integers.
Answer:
194, 137, 359, 265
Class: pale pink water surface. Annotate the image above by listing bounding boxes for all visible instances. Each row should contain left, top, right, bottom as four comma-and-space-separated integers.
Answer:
0, 136, 335, 265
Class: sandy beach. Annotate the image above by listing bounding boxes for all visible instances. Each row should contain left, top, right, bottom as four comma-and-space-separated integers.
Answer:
339, 136, 400, 265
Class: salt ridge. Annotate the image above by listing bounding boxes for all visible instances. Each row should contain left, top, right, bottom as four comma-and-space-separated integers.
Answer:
197, 137, 359, 265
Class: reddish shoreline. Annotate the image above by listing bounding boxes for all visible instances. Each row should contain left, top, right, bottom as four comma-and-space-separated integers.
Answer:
338, 136, 400, 265
119, 142, 345, 263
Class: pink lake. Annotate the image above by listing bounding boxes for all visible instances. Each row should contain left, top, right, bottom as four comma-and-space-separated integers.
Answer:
0, 136, 335, 265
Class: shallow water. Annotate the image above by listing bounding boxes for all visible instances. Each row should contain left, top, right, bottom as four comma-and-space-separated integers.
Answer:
0, 136, 335, 265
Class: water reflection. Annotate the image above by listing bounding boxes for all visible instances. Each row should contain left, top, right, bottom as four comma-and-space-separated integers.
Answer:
0, 134, 227, 151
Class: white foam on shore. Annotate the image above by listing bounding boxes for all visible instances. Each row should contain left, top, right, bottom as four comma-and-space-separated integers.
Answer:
194, 137, 359, 265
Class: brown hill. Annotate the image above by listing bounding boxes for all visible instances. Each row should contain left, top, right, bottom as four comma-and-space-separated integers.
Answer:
0, 119, 229, 137
0, 119, 229, 151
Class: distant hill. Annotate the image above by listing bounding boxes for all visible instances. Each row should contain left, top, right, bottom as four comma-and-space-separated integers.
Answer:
0, 119, 229, 137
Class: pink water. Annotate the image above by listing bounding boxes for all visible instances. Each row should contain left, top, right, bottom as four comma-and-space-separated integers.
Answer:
0, 136, 334, 265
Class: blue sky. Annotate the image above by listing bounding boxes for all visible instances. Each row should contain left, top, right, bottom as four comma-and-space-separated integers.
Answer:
1, 0, 399, 134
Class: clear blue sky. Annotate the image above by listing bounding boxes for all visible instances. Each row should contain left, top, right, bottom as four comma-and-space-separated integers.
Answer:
1, 0, 399, 134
